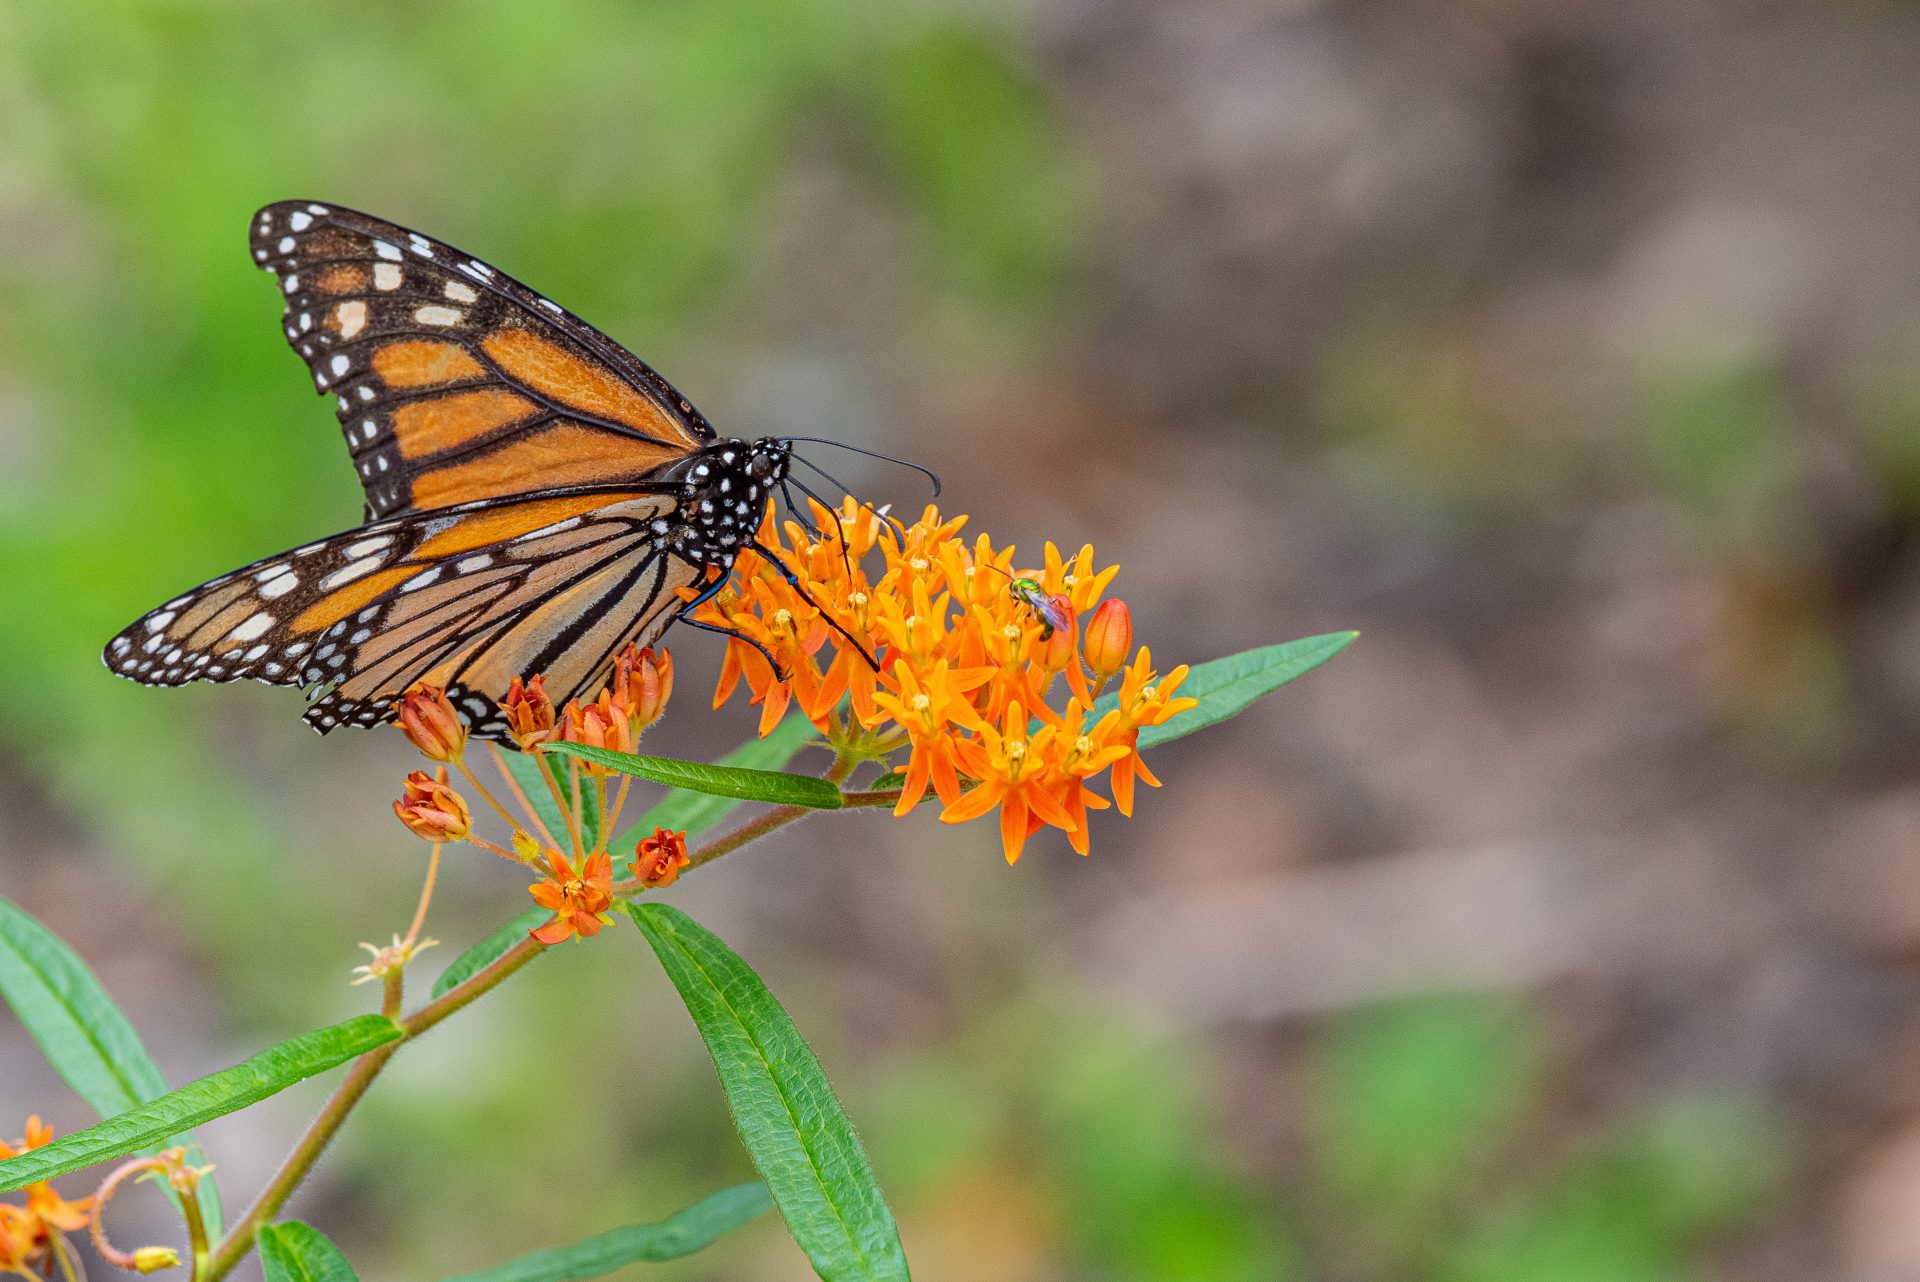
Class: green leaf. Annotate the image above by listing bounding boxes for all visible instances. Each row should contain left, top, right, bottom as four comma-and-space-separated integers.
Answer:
0, 1015, 402, 1191
432, 910, 549, 999
629, 903, 908, 1282
258, 1221, 360, 1282
0, 896, 224, 1233
1098, 632, 1356, 750
547, 744, 841, 812
442, 1182, 775, 1282
497, 749, 601, 853
612, 714, 821, 850
866, 771, 906, 793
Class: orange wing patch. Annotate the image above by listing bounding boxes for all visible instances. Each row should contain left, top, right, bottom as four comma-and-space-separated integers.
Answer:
482, 328, 700, 448
374, 341, 487, 388
392, 389, 539, 459
291, 565, 421, 633
409, 424, 682, 510
411, 491, 646, 559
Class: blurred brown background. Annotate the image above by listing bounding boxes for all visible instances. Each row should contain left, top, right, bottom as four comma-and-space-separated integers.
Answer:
6, 0, 1920, 1278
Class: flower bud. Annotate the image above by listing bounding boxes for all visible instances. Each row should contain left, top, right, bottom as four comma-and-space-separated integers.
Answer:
1037, 596, 1078, 672
558, 691, 633, 774
133, 1247, 182, 1274
1082, 598, 1133, 680
393, 771, 471, 842
396, 683, 466, 761
617, 646, 674, 731
632, 827, 691, 888
503, 675, 557, 750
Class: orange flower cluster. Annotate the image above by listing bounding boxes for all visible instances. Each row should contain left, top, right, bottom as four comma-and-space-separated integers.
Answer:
694, 500, 1198, 862
528, 848, 614, 944
0, 1117, 90, 1277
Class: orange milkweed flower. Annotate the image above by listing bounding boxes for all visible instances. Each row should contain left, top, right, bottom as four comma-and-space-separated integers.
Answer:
528, 848, 614, 944
395, 683, 466, 762
942, 702, 1079, 864
1106, 648, 1199, 816
0, 1116, 93, 1274
698, 498, 1189, 861
868, 659, 989, 814
503, 674, 557, 750
632, 827, 691, 888
393, 772, 471, 842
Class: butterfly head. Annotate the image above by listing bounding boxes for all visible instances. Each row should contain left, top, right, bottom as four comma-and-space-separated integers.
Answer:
671, 437, 791, 566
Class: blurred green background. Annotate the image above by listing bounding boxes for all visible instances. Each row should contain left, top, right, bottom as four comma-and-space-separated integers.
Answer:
9, 0, 1920, 1278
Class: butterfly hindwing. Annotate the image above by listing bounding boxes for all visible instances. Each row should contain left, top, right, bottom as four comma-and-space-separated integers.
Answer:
104, 489, 703, 737
249, 201, 713, 518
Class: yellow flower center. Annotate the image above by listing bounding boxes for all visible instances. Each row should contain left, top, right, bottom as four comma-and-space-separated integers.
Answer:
1003, 624, 1022, 640
1141, 684, 1158, 701
1075, 735, 1092, 754
910, 557, 929, 573
911, 693, 931, 711
849, 591, 868, 608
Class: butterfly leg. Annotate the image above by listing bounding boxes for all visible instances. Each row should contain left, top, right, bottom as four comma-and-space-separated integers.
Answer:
671, 571, 789, 680
747, 539, 881, 672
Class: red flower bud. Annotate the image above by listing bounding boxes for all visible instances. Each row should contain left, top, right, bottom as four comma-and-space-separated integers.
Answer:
632, 827, 691, 888
558, 691, 634, 774
393, 771, 471, 842
503, 675, 556, 751
396, 683, 466, 762
1082, 598, 1133, 680
616, 645, 674, 731
1037, 596, 1078, 672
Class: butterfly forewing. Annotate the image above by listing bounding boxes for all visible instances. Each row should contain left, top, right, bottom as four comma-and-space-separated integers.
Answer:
104, 489, 703, 737
249, 201, 712, 518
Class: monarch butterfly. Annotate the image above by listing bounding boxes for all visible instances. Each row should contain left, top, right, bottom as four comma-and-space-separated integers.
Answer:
102, 201, 910, 738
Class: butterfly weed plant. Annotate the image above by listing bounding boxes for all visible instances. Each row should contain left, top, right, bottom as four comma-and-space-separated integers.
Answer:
4, 199, 1353, 1281
2, 497, 1350, 1280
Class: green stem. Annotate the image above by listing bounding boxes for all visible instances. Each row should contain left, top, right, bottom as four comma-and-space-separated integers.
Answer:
201, 751, 861, 1282
199, 938, 545, 1282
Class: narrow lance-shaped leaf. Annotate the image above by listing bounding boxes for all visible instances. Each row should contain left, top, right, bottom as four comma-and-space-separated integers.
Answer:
629, 904, 909, 1282
0, 897, 224, 1233
432, 910, 549, 1000
612, 714, 822, 851
1095, 631, 1357, 750
258, 1221, 359, 1282
497, 749, 601, 853
442, 1183, 775, 1282
0, 1015, 401, 1192
547, 745, 842, 811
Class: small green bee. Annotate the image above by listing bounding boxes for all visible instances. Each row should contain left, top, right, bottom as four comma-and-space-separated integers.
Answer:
988, 566, 1074, 639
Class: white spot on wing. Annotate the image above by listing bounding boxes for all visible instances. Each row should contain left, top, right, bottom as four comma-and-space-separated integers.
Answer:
322, 557, 383, 589
228, 612, 274, 643
374, 262, 402, 291
413, 305, 462, 326
374, 240, 403, 261
289, 211, 312, 232
337, 300, 367, 339
444, 280, 478, 303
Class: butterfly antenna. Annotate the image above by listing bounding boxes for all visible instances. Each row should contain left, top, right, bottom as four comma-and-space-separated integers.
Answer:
784, 473, 858, 583
782, 438, 941, 497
